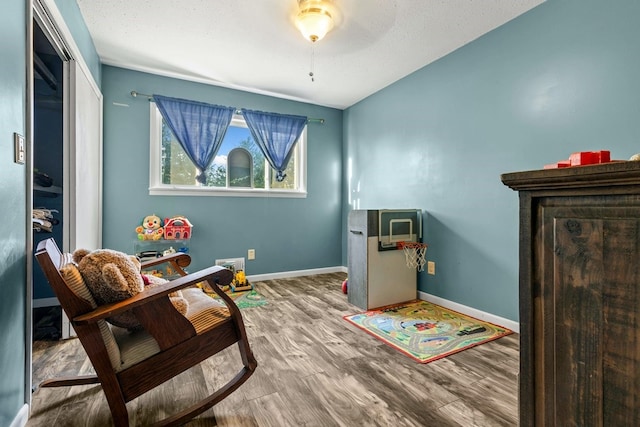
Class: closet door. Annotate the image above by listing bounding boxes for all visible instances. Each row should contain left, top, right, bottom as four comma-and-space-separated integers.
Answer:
64, 59, 102, 251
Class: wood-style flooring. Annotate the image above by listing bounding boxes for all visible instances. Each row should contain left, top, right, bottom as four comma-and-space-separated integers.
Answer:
28, 272, 519, 426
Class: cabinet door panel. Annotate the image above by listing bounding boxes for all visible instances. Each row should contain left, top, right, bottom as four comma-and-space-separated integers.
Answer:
535, 200, 640, 426
600, 218, 640, 425
553, 215, 603, 426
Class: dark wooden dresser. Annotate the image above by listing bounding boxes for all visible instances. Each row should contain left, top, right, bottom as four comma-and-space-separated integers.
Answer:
501, 161, 640, 427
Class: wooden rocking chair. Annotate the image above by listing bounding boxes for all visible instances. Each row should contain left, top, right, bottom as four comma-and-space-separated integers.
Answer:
34, 237, 257, 426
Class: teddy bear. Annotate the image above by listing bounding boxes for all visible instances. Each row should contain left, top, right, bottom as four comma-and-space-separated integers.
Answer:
73, 247, 188, 330
136, 214, 164, 240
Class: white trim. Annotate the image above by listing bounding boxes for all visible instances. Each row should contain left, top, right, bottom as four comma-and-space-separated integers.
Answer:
26, 0, 35, 413
248, 265, 346, 282
294, 126, 307, 193
67, 58, 104, 251
418, 291, 520, 334
9, 404, 29, 427
148, 103, 162, 190
149, 186, 308, 198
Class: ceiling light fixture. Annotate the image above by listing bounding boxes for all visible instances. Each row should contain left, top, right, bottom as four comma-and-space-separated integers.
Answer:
295, 0, 335, 43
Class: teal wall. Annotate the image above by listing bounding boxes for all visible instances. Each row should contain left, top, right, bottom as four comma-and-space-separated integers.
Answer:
101, 66, 343, 274
0, 0, 100, 423
343, 0, 640, 322
0, 0, 27, 424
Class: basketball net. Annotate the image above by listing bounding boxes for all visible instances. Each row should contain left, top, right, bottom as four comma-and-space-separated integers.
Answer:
398, 242, 428, 272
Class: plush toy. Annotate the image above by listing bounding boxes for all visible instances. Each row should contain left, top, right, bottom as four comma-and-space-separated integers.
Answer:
130, 258, 188, 315
73, 248, 188, 330
136, 214, 164, 240
140, 272, 189, 315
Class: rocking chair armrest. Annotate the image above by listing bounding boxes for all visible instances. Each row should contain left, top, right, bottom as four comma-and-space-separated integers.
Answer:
73, 265, 233, 325
140, 252, 191, 271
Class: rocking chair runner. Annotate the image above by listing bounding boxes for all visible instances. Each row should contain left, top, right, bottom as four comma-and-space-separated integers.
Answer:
34, 237, 257, 426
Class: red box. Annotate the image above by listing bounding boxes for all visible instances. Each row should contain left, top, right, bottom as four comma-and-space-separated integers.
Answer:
569, 151, 597, 166
544, 160, 571, 169
545, 151, 612, 169
569, 150, 611, 166
593, 150, 610, 163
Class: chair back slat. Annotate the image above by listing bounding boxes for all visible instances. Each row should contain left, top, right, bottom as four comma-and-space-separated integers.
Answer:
35, 239, 95, 320
35, 238, 124, 370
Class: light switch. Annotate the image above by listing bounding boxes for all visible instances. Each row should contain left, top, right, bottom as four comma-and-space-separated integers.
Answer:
14, 133, 25, 165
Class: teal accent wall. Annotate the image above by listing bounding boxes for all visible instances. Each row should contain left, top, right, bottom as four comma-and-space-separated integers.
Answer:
343, 0, 640, 322
0, 0, 27, 424
53, 0, 101, 85
101, 66, 343, 274
0, 1, 100, 423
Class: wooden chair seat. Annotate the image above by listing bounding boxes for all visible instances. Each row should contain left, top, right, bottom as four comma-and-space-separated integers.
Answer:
35, 237, 257, 426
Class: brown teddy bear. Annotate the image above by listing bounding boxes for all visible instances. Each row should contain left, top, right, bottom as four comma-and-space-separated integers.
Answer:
73, 248, 188, 330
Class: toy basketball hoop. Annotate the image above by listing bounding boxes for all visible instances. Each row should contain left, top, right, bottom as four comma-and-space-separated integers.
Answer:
398, 242, 428, 271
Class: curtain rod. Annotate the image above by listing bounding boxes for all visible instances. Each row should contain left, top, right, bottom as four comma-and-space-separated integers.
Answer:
130, 91, 325, 124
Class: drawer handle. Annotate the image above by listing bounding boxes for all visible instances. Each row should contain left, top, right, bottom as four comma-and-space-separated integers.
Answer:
349, 230, 363, 234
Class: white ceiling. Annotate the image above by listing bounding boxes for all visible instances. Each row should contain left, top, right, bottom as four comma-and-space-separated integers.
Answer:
76, 0, 544, 110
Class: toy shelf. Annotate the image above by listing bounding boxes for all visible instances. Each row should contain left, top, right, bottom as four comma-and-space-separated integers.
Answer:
134, 239, 190, 279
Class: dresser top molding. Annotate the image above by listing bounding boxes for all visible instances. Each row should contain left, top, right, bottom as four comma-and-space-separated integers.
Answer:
501, 161, 640, 192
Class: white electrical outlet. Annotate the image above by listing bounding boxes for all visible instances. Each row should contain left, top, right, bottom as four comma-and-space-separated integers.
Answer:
248, 249, 255, 260
427, 261, 435, 275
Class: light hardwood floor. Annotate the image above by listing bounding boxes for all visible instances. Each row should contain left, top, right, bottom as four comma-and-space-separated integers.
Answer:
28, 272, 519, 426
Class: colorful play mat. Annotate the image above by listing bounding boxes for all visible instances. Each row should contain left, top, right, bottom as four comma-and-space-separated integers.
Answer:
344, 300, 512, 363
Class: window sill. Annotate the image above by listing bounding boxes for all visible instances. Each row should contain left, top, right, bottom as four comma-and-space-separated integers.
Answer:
149, 186, 307, 198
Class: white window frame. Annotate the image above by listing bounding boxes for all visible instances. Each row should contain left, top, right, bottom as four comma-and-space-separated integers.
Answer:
148, 104, 307, 198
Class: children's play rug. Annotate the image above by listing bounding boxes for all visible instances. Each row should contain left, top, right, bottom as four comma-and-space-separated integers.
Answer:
344, 300, 512, 363
204, 288, 268, 309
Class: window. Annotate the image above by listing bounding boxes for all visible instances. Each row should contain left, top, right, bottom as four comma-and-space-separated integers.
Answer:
149, 104, 307, 197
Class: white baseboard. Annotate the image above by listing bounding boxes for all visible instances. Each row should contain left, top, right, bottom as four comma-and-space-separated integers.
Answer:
10, 404, 29, 427
34, 267, 350, 296
247, 265, 346, 282
418, 291, 520, 334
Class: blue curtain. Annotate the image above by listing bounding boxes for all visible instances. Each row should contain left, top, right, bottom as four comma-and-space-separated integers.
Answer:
241, 109, 307, 182
154, 95, 235, 184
